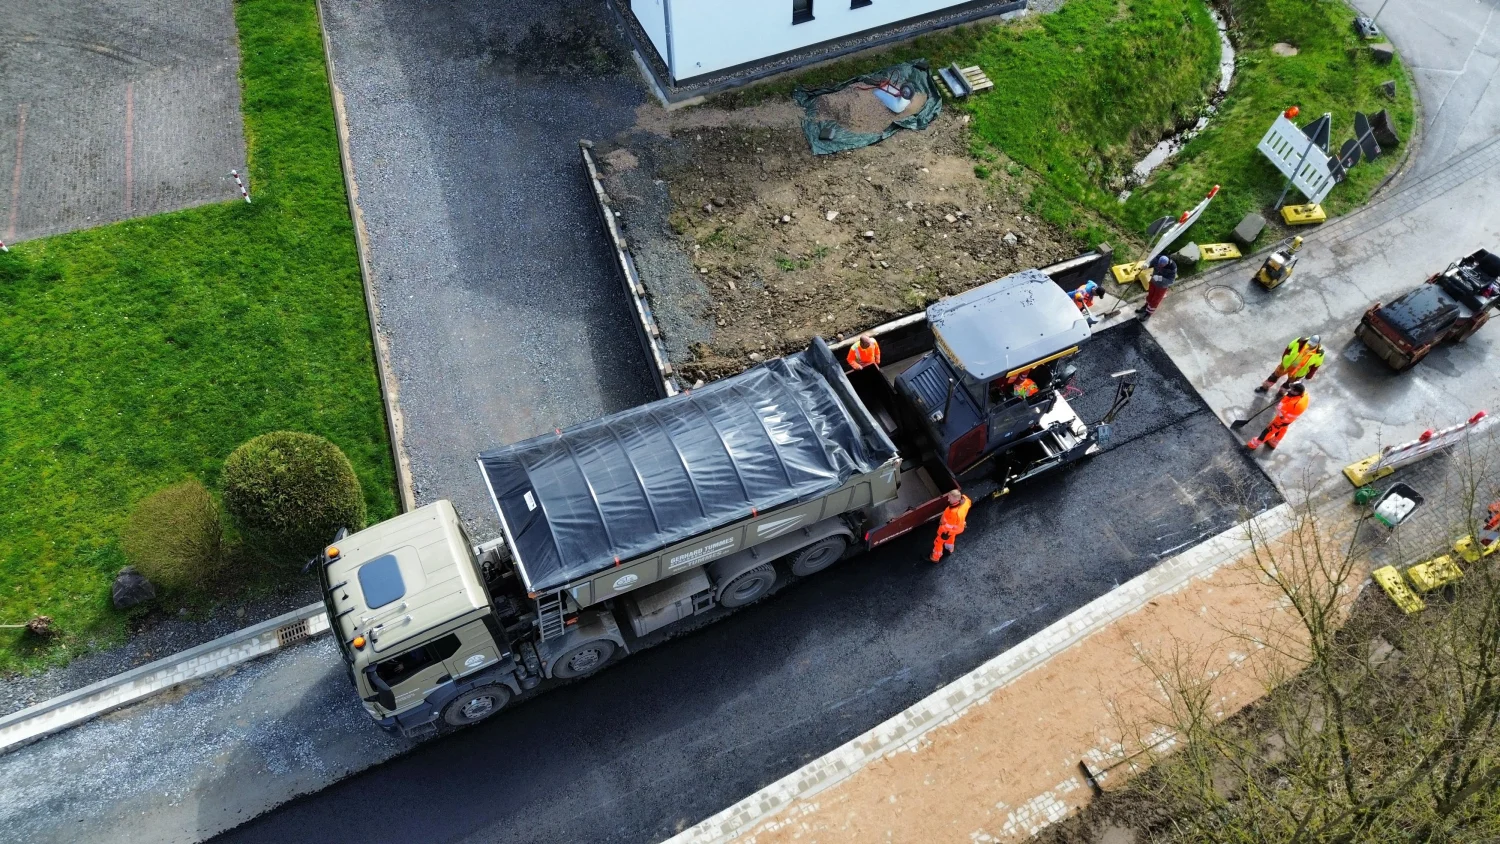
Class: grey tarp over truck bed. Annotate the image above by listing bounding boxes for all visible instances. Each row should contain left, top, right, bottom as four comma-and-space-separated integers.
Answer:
479, 340, 898, 594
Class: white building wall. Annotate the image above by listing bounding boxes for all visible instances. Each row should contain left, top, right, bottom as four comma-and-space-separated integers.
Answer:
666, 0, 972, 80
633, 0, 672, 71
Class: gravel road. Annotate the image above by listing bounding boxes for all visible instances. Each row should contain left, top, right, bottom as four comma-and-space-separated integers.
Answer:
322, 0, 657, 537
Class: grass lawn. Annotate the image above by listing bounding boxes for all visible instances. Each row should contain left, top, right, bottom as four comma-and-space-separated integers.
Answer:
0, 0, 395, 672
1122, 0, 1417, 247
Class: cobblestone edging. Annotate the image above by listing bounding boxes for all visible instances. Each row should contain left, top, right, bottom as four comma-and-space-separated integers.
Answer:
663, 503, 1296, 844
0, 603, 329, 755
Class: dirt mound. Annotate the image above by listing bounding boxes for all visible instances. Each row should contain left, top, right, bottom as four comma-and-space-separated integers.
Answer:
600, 107, 1079, 380
811, 86, 930, 134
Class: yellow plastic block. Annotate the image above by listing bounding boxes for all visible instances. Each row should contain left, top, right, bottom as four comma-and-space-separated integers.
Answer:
1343, 453, 1395, 487
1407, 555, 1463, 592
1453, 535, 1500, 563
1198, 243, 1242, 261
1373, 565, 1426, 614
1111, 261, 1148, 288
1281, 204, 1327, 225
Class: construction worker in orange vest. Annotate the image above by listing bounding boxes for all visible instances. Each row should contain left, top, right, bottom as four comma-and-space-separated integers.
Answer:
1247, 382, 1308, 451
846, 334, 881, 370
1257, 335, 1324, 394
1479, 500, 1500, 548
930, 489, 972, 563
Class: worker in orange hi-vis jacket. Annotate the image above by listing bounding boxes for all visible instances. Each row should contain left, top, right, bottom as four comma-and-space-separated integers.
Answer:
930, 489, 973, 563
846, 334, 881, 370
1247, 382, 1309, 451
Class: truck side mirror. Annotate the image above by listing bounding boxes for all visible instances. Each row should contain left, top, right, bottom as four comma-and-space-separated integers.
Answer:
362, 665, 397, 711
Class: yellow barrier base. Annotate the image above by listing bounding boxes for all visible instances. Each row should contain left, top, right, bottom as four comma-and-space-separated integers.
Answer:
1111, 261, 1147, 289
1281, 204, 1327, 225
1198, 243, 1242, 261
1453, 535, 1500, 563
1407, 555, 1464, 592
1373, 565, 1426, 614
1343, 453, 1395, 487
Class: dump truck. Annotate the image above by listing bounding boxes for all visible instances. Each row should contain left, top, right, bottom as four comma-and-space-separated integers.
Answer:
1356, 249, 1500, 371
317, 269, 1117, 736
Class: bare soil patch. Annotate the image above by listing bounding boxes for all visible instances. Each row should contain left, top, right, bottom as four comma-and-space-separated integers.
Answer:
598, 102, 1077, 379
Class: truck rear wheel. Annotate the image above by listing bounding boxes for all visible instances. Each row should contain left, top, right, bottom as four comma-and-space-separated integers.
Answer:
718, 563, 778, 608
442, 683, 512, 726
551, 639, 618, 679
788, 536, 848, 576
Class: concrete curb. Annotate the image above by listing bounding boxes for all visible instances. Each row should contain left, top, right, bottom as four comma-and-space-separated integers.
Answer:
661, 503, 1295, 844
0, 603, 330, 756
314, 0, 416, 512
580, 140, 681, 398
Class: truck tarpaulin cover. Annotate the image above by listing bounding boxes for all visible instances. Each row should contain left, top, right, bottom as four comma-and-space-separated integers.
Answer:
479, 347, 895, 593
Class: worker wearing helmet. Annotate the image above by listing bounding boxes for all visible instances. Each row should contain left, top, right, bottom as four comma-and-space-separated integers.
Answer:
1072, 281, 1101, 325
1247, 382, 1308, 451
1139, 254, 1177, 321
846, 334, 881, 370
1257, 335, 1324, 395
930, 489, 972, 563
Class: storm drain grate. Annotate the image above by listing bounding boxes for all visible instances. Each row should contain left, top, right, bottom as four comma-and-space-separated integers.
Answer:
276, 618, 311, 647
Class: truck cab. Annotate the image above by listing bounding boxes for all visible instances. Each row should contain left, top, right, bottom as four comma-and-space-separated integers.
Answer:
318, 501, 523, 735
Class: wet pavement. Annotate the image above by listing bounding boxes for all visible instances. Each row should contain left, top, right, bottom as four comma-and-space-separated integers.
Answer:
209, 322, 1278, 844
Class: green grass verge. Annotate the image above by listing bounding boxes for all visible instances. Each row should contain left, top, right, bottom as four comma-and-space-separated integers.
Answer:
0, 0, 395, 672
1123, 0, 1417, 246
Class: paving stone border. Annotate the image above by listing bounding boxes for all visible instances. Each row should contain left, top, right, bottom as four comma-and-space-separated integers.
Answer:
0, 602, 329, 755
663, 503, 1295, 843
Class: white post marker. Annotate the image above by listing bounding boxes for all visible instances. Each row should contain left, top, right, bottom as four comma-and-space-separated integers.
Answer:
1343, 411, 1491, 486
231, 169, 251, 204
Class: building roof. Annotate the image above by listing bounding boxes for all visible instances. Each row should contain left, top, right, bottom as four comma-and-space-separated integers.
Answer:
928, 269, 1092, 381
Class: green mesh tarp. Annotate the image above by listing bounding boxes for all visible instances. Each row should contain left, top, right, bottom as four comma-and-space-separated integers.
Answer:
794, 60, 942, 155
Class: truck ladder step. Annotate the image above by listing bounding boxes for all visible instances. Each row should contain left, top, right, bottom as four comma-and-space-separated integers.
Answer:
536, 591, 567, 641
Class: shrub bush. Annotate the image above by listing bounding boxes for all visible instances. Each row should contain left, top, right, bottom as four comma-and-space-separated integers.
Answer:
120, 479, 225, 595
222, 431, 366, 560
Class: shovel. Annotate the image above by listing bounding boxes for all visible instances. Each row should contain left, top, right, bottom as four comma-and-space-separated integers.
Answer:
1229, 400, 1278, 431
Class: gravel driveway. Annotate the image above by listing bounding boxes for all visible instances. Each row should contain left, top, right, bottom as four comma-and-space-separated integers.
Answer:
322, 0, 656, 534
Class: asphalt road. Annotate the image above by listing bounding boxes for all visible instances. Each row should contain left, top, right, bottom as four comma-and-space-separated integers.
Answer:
215, 321, 1279, 844
322, 0, 657, 532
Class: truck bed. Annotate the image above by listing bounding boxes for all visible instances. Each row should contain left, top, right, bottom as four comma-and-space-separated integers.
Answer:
478, 339, 899, 595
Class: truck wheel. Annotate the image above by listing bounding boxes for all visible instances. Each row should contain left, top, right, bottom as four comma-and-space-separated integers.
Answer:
551, 639, 618, 679
718, 563, 778, 608
788, 536, 849, 576
442, 683, 512, 726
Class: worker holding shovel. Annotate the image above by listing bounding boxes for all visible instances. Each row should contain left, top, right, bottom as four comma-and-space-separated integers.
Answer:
931, 490, 972, 563
1247, 382, 1309, 452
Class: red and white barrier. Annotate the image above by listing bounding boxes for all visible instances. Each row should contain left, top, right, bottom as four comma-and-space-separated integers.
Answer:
1344, 411, 1491, 486
231, 169, 251, 204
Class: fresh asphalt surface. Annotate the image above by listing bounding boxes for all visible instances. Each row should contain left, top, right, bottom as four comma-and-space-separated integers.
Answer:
216, 321, 1280, 844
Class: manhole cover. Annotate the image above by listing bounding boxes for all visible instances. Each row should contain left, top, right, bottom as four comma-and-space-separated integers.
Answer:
1204, 285, 1245, 314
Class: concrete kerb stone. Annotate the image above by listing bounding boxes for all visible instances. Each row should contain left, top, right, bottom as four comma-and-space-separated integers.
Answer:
0, 602, 329, 756
314, 0, 416, 512
663, 502, 1296, 844
580, 140, 681, 398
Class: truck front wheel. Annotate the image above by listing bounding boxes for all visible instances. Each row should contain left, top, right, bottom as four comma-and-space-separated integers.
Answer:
788, 536, 849, 576
551, 639, 618, 679
718, 564, 778, 607
442, 683, 512, 726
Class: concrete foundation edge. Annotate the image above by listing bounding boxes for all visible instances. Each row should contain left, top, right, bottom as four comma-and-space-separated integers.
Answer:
661, 502, 1295, 844
0, 602, 330, 756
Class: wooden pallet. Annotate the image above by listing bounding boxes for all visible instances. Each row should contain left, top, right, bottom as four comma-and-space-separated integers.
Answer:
937, 64, 995, 98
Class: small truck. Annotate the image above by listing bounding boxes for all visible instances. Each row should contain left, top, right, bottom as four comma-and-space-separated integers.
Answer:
1356, 249, 1500, 371
317, 269, 1112, 736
